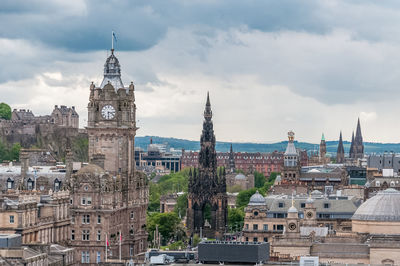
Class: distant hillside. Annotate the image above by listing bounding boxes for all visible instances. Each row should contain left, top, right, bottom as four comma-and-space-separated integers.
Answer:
135, 136, 400, 155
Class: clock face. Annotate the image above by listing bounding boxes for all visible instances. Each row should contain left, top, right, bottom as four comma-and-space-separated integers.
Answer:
101, 105, 115, 120
306, 212, 313, 219
288, 222, 297, 231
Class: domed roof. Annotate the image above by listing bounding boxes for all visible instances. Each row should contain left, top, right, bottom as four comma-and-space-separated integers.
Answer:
249, 191, 266, 205
352, 188, 400, 222
311, 190, 323, 196
76, 164, 105, 176
308, 169, 320, 173
235, 173, 246, 180
288, 206, 298, 213
100, 50, 124, 90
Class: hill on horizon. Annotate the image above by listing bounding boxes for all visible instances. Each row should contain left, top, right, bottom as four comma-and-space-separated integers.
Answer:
135, 136, 400, 155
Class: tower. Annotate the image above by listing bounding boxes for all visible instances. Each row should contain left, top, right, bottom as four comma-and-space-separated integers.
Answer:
336, 131, 345, 163
302, 196, 317, 227
70, 48, 148, 262
282, 131, 300, 181
286, 198, 300, 237
350, 118, 364, 159
319, 133, 326, 163
228, 143, 236, 173
187, 93, 228, 239
349, 131, 355, 158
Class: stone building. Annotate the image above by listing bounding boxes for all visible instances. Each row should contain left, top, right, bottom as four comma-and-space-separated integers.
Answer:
0, 190, 70, 245
187, 93, 228, 239
242, 190, 359, 243
68, 48, 148, 263
0, 106, 82, 159
225, 172, 254, 191
181, 150, 284, 177
268, 188, 400, 264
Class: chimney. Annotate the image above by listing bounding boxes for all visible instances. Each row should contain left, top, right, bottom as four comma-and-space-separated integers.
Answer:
65, 149, 74, 184
72, 106, 75, 110
20, 150, 29, 180
91, 153, 105, 169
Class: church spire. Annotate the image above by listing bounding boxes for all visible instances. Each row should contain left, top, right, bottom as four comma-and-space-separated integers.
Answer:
336, 131, 345, 163
355, 117, 363, 142
229, 143, 236, 173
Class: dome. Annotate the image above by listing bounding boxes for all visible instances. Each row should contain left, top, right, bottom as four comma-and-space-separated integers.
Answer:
76, 164, 105, 176
311, 190, 323, 196
288, 206, 298, 213
352, 188, 400, 222
308, 169, 320, 173
235, 173, 246, 180
249, 191, 266, 205
100, 50, 125, 90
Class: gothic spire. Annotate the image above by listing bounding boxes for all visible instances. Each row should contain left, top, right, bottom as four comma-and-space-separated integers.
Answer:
336, 131, 345, 163
229, 143, 236, 173
350, 131, 355, 157
355, 117, 363, 142
204, 91, 212, 121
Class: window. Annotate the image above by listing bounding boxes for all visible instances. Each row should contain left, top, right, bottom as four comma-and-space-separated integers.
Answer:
253, 211, 258, 216
130, 211, 134, 220
253, 224, 258, 230
253, 237, 258, 242
245, 224, 249, 229
263, 237, 268, 242
97, 230, 101, 241
9, 215, 14, 224
27, 178, 34, 190
71, 215, 75, 224
245, 237, 249, 242
324, 203, 330, 209
87, 197, 92, 205
300, 203, 306, 208
97, 215, 101, 224
81, 197, 86, 205
263, 224, 268, 231
82, 215, 90, 224
82, 230, 90, 241
7, 178, 13, 190
278, 202, 284, 208
96, 251, 101, 263
71, 230, 75, 240
276, 225, 284, 231
130, 246, 134, 257
81, 251, 90, 263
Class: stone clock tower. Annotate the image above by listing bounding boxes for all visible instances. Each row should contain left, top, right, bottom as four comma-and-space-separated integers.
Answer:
77, 48, 148, 260
87, 48, 137, 200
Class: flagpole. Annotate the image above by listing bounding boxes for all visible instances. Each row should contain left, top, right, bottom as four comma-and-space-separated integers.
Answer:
119, 231, 122, 261
112, 31, 114, 50
105, 233, 108, 262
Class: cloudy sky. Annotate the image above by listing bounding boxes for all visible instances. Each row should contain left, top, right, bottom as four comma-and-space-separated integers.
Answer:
1, 0, 400, 143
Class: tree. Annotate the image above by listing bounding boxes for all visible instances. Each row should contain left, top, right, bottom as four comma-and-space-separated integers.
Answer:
236, 188, 264, 209
72, 136, 88, 162
147, 212, 181, 245
254, 171, 266, 188
0, 103, 11, 120
174, 193, 188, 219
0, 141, 21, 163
228, 208, 244, 231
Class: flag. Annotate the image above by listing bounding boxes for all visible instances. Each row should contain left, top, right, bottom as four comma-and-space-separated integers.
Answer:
113, 31, 117, 43
106, 234, 109, 246
120, 231, 122, 242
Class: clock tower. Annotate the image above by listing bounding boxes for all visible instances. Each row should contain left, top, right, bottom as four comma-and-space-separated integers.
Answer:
87, 48, 136, 186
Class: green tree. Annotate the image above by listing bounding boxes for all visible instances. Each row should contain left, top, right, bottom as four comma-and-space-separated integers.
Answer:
227, 184, 243, 193
9, 143, 21, 161
254, 171, 266, 188
174, 193, 188, 219
148, 182, 161, 212
147, 212, 181, 245
72, 136, 88, 162
228, 208, 244, 231
0, 103, 11, 120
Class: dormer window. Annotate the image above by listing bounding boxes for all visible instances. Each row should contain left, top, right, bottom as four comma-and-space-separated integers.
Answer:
27, 178, 34, 190
278, 202, 284, 208
54, 178, 61, 191
324, 203, 330, 209
6, 178, 14, 190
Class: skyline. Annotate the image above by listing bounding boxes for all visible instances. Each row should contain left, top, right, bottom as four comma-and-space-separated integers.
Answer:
2, 1, 400, 143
